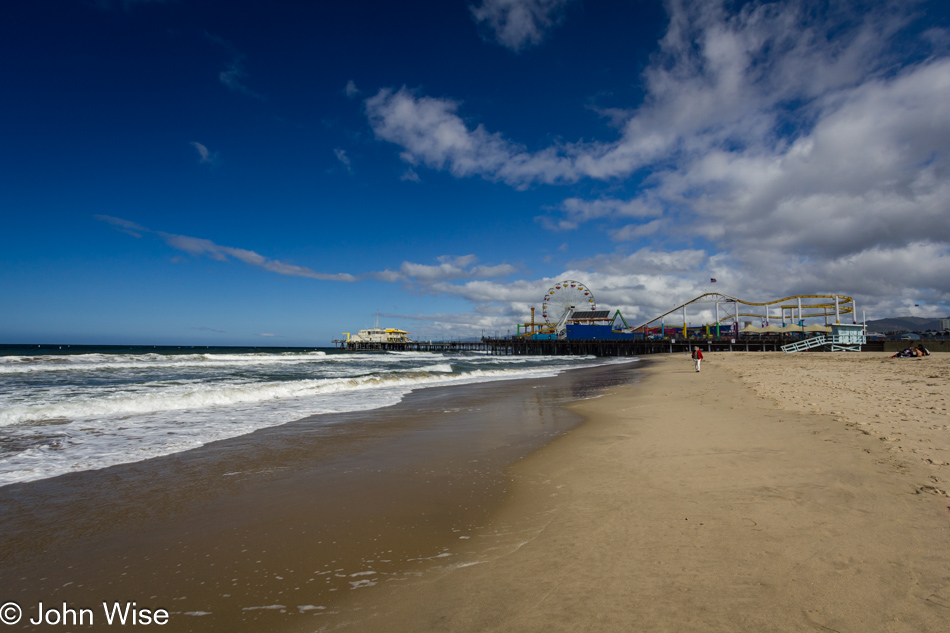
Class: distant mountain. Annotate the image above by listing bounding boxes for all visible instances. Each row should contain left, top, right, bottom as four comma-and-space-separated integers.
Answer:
865, 316, 946, 333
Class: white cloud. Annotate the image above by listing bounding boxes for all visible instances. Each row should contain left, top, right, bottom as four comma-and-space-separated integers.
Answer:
400, 260, 473, 281
417, 264, 714, 329
363, 0, 950, 321
608, 219, 666, 241
371, 269, 404, 283
191, 326, 226, 333
98, 217, 518, 289
219, 60, 264, 99
95, 214, 145, 234
97, 216, 357, 282
158, 233, 359, 281
671, 60, 950, 256
365, 86, 580, 188
540, 196, 663, 230
376, 310, 519, 339
572, 248, 709, 276
94, 214, 145, 238
333, 148, 352, 172
470, 0, 575, 52
374, 254, 518, 284
207, 34, 264, 100
190, 141, 218, 165
441, 254, 477, 268
92, 215, 149, 238
368, 2, 934, 189
345, 80, 361, 98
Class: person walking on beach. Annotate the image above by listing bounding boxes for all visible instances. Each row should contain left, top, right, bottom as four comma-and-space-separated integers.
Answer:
692, 347, 703, 372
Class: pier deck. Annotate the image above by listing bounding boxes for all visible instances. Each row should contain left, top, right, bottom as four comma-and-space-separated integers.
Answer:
332, 336, 880, 355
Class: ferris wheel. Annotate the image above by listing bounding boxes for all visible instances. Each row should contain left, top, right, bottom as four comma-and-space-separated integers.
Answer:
542, 280, 596, 323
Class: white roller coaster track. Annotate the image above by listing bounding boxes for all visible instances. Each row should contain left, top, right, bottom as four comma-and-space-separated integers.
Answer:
632, 293, 856, 332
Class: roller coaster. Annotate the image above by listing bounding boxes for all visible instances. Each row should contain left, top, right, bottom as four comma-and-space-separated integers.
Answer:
516, 288, 859, 340
630, 293, 858, 333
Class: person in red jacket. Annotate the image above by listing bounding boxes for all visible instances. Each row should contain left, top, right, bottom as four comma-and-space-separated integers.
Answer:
692, 347, 704, 372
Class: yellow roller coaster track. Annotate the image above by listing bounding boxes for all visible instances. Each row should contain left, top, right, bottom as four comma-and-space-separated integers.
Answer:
633, 293, 855, 331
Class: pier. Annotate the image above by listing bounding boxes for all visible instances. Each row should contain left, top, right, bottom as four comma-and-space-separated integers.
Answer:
333, 290, 879, 357
482, 337, 798, 356
332, 339, 490, 353
333, 336, 872, 355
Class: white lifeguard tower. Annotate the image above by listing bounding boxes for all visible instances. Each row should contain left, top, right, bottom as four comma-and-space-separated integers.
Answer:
780, 295, 866, 353
826, 323, 866, 351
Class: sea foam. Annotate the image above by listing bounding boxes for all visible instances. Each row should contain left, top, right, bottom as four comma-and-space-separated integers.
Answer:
0, 349, 628, 486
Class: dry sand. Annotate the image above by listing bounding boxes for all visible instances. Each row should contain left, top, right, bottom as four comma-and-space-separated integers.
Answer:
721, 351, 950, 494
333, 353, 950, 632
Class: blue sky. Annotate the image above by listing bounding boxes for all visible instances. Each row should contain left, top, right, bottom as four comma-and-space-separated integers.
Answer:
3, 0, 950, 345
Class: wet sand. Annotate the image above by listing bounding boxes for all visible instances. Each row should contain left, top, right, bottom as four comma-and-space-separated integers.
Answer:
335, 353, 950, 632
0, 362, 640, 631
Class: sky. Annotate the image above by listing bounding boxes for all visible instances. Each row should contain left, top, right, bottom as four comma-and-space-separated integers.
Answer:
2, 0, 950, 346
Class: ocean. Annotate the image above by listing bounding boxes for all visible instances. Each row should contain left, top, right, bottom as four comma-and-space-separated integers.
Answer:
0, 344, 622, 487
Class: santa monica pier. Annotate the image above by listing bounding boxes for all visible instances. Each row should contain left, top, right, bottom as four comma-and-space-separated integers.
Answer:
335, 281, 870, 356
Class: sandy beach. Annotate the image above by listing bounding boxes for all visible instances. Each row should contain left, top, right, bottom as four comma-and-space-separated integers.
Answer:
3, 352, 949, 632
723, 351, 950, 490
0, 362, 640, 632
331, 352, 950, 632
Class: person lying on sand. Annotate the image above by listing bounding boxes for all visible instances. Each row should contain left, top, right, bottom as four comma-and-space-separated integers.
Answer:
891, 348, 916, 358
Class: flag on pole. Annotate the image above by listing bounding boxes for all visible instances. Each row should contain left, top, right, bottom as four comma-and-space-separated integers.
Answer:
710, 278, 717, 283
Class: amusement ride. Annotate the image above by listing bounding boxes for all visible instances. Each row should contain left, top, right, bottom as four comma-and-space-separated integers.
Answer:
517, 282, 865, 351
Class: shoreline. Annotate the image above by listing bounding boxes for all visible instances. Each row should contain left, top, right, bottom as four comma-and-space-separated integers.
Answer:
0, 361, 643, 631
0, 349, 618, 487
332, 353, 950, 632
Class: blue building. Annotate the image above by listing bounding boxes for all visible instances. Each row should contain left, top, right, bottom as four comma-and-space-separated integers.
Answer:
564, 324, 633, 340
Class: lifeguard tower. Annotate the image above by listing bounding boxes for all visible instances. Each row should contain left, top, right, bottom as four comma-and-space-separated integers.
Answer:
826, 323, 866, 351
780, 295, 866, 353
